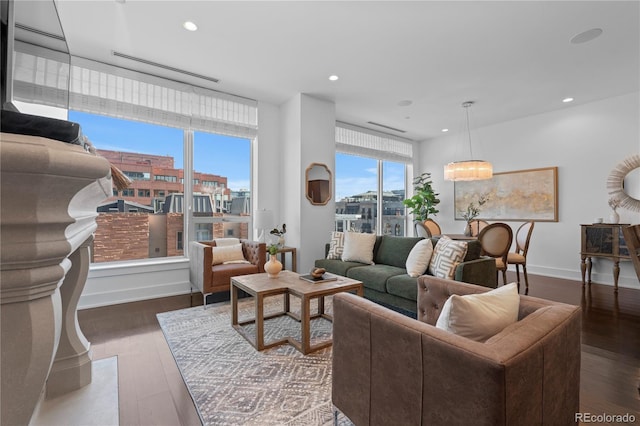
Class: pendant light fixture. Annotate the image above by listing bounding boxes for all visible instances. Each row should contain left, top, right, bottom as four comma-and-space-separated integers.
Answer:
444, 101, 493, 181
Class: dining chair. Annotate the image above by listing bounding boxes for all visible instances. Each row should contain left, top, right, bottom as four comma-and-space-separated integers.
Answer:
622, 224, 640, 281
477, 222, 513, 286
424, 219, 442, 237
465, 219, 490, 237
507, 221, 535, 293
415, 221, 432, 238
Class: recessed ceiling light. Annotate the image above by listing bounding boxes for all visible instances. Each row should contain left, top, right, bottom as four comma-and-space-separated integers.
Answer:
562, 97, 574, 103
570, 28, 602, 44
183, 21, 198, 32
328, 75, 339, 81
397, 100, 413, 107
441, 128, 449, 132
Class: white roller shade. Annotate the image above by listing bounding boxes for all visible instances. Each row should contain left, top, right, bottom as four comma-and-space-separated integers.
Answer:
335, 121, 413, 162
12, 42, 257, 139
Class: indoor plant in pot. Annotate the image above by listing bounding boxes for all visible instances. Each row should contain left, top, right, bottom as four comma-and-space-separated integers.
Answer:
264, 244, 283, 278
403, 172, 441, 234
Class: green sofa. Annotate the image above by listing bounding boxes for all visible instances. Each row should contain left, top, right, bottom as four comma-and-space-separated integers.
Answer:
314, 235, 496, 316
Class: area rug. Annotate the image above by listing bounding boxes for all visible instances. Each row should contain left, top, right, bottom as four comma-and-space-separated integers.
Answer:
157, 296, 352, 426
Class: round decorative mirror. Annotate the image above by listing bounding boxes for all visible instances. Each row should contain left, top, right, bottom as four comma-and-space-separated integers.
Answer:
607, 154, 640, 212
305, 163, 332, 205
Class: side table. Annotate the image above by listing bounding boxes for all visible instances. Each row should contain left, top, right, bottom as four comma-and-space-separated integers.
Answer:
277, 246, 297, 272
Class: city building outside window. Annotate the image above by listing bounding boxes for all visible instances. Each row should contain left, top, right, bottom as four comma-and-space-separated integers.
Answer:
69, 111, 253, 264
335, 153, 406, 235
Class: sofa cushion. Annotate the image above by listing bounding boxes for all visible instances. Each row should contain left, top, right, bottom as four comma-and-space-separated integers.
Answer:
315, 258, 367, 277
347, 264, 406, 292
428, 236, 468, 279
386, 274, 419, 302
435, 282, 520, 342
342, 232, 376, 264
464, 239, 482, 261
326, 231, 345, 259
406, 239, 433, 277
374, 235, 423, 268
211, 243, 246, 265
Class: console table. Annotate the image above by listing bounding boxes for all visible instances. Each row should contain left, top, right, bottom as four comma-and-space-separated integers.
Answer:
580, 223, 631, 292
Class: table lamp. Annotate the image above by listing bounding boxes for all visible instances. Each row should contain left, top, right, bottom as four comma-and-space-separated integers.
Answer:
254, 209, 273, 243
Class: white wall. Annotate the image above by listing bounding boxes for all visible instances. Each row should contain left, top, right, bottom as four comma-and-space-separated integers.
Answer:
420, 92, 640, 288
280, 94, 336, 273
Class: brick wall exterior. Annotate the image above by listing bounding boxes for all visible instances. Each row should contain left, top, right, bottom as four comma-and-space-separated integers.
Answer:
93, 213, 149, 263
166, 213, 184, 257
94, 212, 251, 262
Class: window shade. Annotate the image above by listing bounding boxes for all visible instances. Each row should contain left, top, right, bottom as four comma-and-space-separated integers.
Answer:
12, 42, 257, 139
335, 121, 413, 163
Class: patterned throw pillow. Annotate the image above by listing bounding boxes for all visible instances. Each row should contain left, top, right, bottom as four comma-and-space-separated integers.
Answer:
428, 236, 468, 280
326, 231, 345, 260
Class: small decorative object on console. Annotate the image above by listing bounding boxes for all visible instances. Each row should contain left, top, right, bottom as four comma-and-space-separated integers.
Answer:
311, 267, 326, 278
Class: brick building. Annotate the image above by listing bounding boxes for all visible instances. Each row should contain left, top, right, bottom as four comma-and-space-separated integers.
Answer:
92, 150, 248, 263
98, 149, 230, 210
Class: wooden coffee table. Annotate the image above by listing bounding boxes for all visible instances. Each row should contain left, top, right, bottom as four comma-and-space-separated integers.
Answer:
231, 270, 363, 354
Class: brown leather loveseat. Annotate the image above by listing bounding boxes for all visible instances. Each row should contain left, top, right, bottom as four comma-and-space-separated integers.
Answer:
189, 239, 266, 307
332, 275, 581, 425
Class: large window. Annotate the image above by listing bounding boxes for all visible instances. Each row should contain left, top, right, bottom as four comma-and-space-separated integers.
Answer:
334, 123, 412, 235
70, 111, 254, 264
192, 131, 251, 242
383, 161, 406, 236
70, 111, 185, 263
335, 154, 406, 235
335, 154, 378, 233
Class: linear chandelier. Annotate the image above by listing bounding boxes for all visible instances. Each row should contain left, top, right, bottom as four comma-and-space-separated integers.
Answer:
444, 101, 493, 181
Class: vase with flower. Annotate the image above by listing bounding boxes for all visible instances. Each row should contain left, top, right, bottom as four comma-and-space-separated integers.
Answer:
264, 244, 283, 278
608, 198, 621, 224
270, 223, 287, 247
460, 193, 489, 235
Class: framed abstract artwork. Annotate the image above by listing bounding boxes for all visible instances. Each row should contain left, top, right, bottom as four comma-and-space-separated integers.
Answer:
454, 167, 558, 222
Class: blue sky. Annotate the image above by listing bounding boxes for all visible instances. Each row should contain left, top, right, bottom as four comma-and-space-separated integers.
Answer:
69, 111, 404, 199
69, 111, 250, 191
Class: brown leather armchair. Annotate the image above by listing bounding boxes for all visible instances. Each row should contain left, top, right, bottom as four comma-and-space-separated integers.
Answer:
189, 239, 266, 307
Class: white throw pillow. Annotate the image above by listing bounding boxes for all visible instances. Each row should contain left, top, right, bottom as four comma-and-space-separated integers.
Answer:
212, 243, 246, 265
435, 283, 520, 342
326, 231, 345, 260
428, 236, 468, 279
214, 238, 240, 247
406, 239, 434, 277
341, 232, 376, 264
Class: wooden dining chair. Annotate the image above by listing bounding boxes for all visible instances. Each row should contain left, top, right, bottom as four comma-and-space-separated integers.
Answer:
424, 219, 442, 237
478, 222, 513, 286
622, 224, 640, 281
507, 221, 535, 293
465, 219, 490, 237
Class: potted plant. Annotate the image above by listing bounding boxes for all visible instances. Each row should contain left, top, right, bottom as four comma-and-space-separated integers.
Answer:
403, 172, 441, 222
265, 244, 282, 278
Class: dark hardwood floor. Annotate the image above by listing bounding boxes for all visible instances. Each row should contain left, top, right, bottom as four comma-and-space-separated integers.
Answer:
77, 273, 640, 426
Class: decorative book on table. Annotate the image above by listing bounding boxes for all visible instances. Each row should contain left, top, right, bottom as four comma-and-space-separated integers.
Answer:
299, 274, 338, 284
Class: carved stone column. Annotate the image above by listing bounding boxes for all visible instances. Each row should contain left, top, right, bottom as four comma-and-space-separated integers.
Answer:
0, 132, 111, 425
45, 236, 94, 398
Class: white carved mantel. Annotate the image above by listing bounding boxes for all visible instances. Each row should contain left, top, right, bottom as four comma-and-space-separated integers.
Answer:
0, 132, 111, 425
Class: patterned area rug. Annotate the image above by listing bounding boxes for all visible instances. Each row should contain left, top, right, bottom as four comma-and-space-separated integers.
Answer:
157, 296, 352, 426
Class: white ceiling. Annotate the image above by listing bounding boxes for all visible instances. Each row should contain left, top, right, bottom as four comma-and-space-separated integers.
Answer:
18, 1, 640, 141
